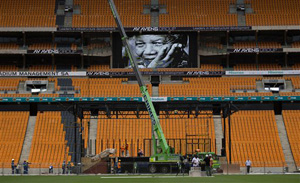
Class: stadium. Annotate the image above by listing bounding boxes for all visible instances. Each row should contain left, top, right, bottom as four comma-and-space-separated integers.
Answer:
0, 0, 299, 182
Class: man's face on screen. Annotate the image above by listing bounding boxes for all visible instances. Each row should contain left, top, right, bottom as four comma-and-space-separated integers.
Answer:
134, 35, 172, 62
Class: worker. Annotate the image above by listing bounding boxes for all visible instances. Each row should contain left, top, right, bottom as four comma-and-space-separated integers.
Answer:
23, 160, 28, 174
209, 154, 213, 176
125, 143, 129, 157
49, 164, 53, 174
183, 155, 189, 174
176, 160, 182, 176
16, 164, 21, 174
117, 159, 121, 173
62, 160, 66, 174
11, 159, 15, 174
192, 155, 199, 167
120, 145, 125, 157
245, 158, 251, 174
137, 149, 144, 157
204, 155, 210, 176
67, 161, 72, 174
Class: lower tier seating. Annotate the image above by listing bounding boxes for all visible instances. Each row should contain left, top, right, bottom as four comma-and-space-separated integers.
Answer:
0, 111, 29, 168
96, 112, 215, 157
224, 110, 285, 167
282, 110, 300, 168
28, 112, 72, 168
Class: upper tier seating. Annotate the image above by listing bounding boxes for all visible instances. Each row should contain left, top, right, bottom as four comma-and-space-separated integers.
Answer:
72, 0, 151, 27
0, 111, 29, 168
0, 65, 19, 71
28, 111, 72, 168
224, 110, 285, 167
234, 64, 282, 71
28, 43, 56, 50
291, 42, 300, 48
159, 0, 238, 27
159, 77, 273, 97
245, 0, 300, 26
96, 111, 215, 157
73, 78, 152, 97
0, 0, 56, 27
282, 110, 300, 168
233, 42, 282, 49
87, 65, 110, 71
234, 64, 258, 71
292, 63, 300, 70
0, 43, 19, 50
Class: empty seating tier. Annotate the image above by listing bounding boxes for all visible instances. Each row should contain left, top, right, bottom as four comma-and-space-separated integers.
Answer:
0, 0, 56, 27
282, 110, 300, 168
0, 111, 29, 168
224, 110, 285, 167
246, 0, 300, 26
72, 0, 150, 27
159, 77, 272, 97
159, 0, 238, 27
73, 78, 152, 97
28, 112, 72, 168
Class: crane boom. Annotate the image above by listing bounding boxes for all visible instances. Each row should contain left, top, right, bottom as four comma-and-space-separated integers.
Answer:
107, 0, 173, 160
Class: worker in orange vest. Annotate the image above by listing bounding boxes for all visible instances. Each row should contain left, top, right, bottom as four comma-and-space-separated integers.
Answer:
117, 159, 121, 173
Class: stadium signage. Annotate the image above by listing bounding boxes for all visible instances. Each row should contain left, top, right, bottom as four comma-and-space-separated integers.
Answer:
27, 49, 82, 54
87, 71, 224, 76
226, 70, 300, 75
186, 71, 225, 76
227, 48, 283, 53
0, 71, 86, 77
86, 71, 110, 76
142, 97, 167, 102
58, 26, 251, 32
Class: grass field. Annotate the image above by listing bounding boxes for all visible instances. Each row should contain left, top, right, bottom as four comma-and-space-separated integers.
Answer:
0, 175, 299, 183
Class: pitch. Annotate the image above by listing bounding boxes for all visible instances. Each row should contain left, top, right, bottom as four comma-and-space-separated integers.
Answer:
0, 175, 299, 183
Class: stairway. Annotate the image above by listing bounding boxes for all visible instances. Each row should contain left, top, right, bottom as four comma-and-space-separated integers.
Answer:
152, 86, 159, 97
89, 118, 98, 155
275, 115, 296, 172
213, 115, 223, 156
19, 116, 37, 164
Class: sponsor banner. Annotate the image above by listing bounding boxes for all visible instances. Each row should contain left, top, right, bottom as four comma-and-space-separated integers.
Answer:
0, 96, 299, 102
142, 97, 167, 102
58, 26, 251, 32
27, 49, 83, 54
227, 48, 283, 53
87, 71, 224, 76
226, 70, 300, 76
0, 71, 86, 77
58, 27, 116, 32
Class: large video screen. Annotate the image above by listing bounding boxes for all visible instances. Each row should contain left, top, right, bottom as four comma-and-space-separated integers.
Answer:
113, 33, 197, 68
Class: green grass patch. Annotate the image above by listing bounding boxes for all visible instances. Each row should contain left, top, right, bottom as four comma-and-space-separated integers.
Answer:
0, 175, 299, 183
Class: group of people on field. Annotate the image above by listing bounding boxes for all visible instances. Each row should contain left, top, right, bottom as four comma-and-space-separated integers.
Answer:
11, 159, 73, 174
11, 159, 30, 174
191, 154, 214, 176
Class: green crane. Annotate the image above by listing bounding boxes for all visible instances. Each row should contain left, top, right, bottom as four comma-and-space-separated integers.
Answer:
107, 0, 180, 163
